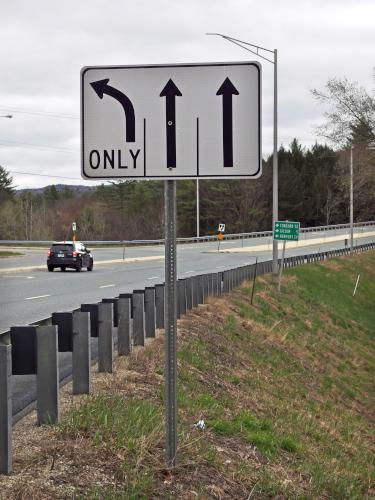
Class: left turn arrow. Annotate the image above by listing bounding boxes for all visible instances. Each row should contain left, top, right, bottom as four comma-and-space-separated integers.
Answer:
90, 78, 136, 143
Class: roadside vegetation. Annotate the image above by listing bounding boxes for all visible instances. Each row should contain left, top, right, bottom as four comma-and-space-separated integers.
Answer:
2, 251, 374, 499
0, 251, 23, 258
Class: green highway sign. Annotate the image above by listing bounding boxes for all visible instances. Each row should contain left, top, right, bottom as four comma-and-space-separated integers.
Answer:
273, 220, 300, 241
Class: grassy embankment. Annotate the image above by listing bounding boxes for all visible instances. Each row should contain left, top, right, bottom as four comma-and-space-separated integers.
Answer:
3, 252, 374, 499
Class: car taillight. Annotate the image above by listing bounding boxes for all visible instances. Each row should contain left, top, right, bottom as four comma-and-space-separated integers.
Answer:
72, 251, 77, 257
47, 250, 52, 256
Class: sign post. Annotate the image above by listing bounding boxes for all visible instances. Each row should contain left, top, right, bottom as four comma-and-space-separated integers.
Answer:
164, 180, 177, 467
273, 221, 300, 291
81, 61, 262, 468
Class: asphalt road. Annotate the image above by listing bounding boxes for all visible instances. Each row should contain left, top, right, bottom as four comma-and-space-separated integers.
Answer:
0, 228, 374, 334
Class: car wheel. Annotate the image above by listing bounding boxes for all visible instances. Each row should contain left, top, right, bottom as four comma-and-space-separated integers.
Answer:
87, 260, 93, 271
48, 265, 54, 272
61, 266, 66, 272
76, 261, 82, 272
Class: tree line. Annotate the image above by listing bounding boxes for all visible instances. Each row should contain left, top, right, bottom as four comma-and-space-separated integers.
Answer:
0, 76, 374, 241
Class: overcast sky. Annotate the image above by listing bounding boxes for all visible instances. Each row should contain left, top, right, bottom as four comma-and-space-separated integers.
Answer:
0, 0, 374, 189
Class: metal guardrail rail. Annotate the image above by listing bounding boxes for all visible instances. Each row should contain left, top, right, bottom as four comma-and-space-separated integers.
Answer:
0, 221, 374, 247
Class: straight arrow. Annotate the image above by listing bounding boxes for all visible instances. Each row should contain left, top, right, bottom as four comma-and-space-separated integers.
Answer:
160, 79, 182, 169
216, 77, 239, 168
90, 78, 135, 142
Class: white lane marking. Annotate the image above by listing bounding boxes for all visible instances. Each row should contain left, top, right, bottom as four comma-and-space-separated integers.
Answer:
215, 266, 225, 269
99, 284, 115, 288
3, 275, 35, 279
148, 276, 160, 280
184, 270, 196, 274
25, 294, 50, 300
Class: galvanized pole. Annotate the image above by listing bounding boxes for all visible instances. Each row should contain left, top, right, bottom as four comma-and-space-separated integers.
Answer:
350, 146, 354, 255
272, 49, 279, 283
196, 179, 200, 238
278, 240, 286, 292
164, 180, 177, 467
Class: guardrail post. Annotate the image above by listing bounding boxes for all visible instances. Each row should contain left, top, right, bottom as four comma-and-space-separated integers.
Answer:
223, 270, 230, 293
203, 274, 209, 301
81, 303, 99, 337
72, 311, 91, 394
36, 325, 59, 425
212, 273, 218, 296
185, 278, 193, 310
197, 275, 204, 304
155, 284, 165, 329
98, 303, 113, 373
178, 279, 187, 317
102, 298, 118, 327
192, 276, 199, 307
52, 312, 73, 352
0, 344, 12, 474
145, 287, 156, 338
132, 290, 145, 346
117, 296, 132, 355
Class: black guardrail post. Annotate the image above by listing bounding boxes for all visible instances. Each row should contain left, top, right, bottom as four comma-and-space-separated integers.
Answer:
36, 325, 59, 425
51, 312, 73, 352
154, 284, 165, 329
81, 304, 99, 337
117, 296, 132, 355
102, 298, 119, 327
72, 311, 91, 395
145, 287, 156, 339
0, 344, 12, 474
132, 290, 145, 346
98, 303, 113, 373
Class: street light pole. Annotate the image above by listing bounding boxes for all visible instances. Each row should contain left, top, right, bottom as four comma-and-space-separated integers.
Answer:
206, 33, 279, 283
349, 146, 354, 255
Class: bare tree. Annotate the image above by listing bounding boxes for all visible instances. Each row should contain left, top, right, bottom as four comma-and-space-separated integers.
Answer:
312, 77, 375, 147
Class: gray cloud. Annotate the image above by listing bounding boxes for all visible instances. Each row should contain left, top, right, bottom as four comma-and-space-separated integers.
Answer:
0, 0, 374, 188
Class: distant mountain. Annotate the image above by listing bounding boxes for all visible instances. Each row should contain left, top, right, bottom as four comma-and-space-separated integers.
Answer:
16, 184, 96, 195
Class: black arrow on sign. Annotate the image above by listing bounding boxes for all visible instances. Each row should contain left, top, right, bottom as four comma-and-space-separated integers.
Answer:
160, 79, 182, 169
216, 77, 239, 168
90, 78, 135, 143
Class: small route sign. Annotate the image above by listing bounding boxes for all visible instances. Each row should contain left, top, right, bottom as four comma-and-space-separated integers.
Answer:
273, 221, 300, 241
218, 223, 226, 232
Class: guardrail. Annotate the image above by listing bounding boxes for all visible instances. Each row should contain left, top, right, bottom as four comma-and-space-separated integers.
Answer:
1, 241, 374, 473
1, 221, 374, 247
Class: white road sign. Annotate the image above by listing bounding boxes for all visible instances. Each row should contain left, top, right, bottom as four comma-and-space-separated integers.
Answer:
218, 224, 226, 232
81, 62, 261, 180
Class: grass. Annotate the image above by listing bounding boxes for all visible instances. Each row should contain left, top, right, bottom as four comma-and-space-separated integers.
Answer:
0, 250, 23, 258
3, 251, 374, 499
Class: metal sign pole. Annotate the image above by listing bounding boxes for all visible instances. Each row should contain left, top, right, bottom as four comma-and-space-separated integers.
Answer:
278, 241, 286, 292
164, 179, 177, 467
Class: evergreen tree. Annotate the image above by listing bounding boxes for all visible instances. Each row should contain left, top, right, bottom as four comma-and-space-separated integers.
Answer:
0, 165, 15, 203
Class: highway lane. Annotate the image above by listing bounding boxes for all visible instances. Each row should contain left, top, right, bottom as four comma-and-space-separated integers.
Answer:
1, 232, 374, 334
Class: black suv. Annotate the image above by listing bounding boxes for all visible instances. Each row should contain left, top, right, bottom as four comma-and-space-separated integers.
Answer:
47, 241, 93, 272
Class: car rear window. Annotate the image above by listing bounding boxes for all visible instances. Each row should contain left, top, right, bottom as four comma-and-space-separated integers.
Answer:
51, 244, 74, 251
